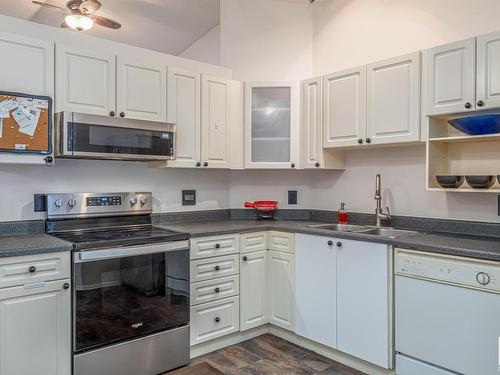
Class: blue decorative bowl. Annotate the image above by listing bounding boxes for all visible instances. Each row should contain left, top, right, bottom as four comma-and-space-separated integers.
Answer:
448, 114, 500, 135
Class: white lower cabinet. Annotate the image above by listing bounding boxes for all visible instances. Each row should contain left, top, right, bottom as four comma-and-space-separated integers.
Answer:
0, 261, 71, 375
190, 275, 239, 306
190, 296, 240, 346
240, 250, 268, 331
268, 250, 294, 331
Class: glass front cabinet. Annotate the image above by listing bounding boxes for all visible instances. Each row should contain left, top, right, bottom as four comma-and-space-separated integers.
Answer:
245, 82, 299, 169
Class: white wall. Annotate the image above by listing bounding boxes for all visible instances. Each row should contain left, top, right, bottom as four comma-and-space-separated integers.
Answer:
220, 0, 313, 81
180, 25, 220, 66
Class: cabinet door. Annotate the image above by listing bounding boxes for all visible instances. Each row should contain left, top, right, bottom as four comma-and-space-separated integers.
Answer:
201, 75, 230, 168
425, 38, 476, 115
477, 30, 500, 110
240, 250, 268, 331
295, 234, 336, 348
323, 66, 366, 148
367, 52, 421, 145
116, 56, 167, 122
301, 77, 323, 168
167, 69, 201, 168
245, 82, 299, 169
268, 250, 294, 331
0, 32, 53, 97
56, 44, 115, 116
337, 240, 391, 368
0, 280, 71, 375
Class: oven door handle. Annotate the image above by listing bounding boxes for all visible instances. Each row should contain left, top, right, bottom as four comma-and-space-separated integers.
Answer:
74, 240, 189, 263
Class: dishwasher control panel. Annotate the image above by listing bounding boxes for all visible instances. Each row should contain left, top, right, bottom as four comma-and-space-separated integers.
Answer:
395, 248, 500, 293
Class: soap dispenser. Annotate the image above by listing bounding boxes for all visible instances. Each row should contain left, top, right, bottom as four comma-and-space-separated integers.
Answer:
338, 202, 348, 224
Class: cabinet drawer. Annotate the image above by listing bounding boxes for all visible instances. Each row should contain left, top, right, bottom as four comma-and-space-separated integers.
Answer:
190, 233, 240, 260
190, 296, 239, 346
190, 254, 239, 283
190, 275, 239, 306
240, 231, 268, 253
0, 252, 71, 289
268, 231, 294, 253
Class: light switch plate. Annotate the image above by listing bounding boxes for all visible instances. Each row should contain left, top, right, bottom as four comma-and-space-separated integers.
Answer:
288, 190, 298, 205
182, 190, 196, 206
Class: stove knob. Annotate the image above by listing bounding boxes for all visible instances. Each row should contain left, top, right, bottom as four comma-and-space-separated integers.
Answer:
130, 196, 137, 206
140, 197, 148, 206
67, 199, 77, 208
54, 199, 64, 208
476, 272, 491, 286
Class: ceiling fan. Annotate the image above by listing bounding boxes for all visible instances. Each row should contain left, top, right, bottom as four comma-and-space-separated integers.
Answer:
32, 0, 121, 31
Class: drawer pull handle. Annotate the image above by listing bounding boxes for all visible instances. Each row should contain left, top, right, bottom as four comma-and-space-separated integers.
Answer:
215, 317, 220, 323
215, 287, 220, 293
63, 283, 70, 290
242, 256, 248, 261
327, 240, 333, 246
215, 243, 221, 249
214, 265, 220, 271
29, 266, 36, 273
337, 242, 342, 247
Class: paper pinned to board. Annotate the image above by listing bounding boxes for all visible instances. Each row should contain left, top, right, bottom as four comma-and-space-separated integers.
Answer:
0, 98, 19, 112
12, 106, 41, 137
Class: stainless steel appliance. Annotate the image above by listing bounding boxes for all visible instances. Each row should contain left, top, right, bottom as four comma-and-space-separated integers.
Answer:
55, 112, 175, 161
46, 192, 190, 375
395, 248, 500, 375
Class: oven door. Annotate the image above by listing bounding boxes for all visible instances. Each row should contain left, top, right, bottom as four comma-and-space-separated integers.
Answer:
73, 241, 189, 353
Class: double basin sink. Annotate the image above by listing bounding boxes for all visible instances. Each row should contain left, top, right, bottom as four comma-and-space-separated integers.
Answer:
307, 223, 420, 239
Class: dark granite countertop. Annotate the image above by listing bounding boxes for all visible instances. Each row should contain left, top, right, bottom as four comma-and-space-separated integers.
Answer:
0, 233, 73, 258
159, 219, 500, 262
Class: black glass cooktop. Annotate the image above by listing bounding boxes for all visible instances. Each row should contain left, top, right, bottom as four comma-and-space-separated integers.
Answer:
51, 225, 189, 251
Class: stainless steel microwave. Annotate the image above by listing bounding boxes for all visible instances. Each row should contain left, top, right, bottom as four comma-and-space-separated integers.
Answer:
55, 112, 175, 161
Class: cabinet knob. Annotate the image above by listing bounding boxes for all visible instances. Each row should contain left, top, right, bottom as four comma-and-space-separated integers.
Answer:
203, 162, 208, 167
365, 138, 371, 144
337, 242, 342, 247
29, 266, 36, 273
291, 163, 296, 168
196, 162, 201, 167
215, 287, 220, 293
243, 256, 248, 261
465, 102, 472, 109
109, 111, 115, 117
63, 282, 70, 290
357, 138, 363, 144
214, 265, 220, 271
315, 162, 320, 167
215, 243, 221, 249
477, 100, 485, 107
327, 240, 333, 246
215, 317, 221, 323
119, 112, 125, 117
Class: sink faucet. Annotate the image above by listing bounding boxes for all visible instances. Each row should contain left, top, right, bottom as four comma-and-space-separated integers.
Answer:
374, 174, 391, 227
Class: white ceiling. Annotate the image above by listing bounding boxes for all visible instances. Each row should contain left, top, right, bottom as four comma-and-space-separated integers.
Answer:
0, 0, 221, 55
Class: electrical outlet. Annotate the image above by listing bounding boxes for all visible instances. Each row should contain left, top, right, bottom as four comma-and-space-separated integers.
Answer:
288, 190, 298, 205
182, 190, 196, 206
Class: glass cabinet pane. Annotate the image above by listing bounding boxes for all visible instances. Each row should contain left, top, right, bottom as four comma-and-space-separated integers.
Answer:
251, 87, 291, 162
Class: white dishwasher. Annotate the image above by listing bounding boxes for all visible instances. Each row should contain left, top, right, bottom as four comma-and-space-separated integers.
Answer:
395, 248, 500, 375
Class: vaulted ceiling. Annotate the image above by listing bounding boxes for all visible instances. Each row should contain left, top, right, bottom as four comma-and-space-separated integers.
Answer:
0, 0, 221, 55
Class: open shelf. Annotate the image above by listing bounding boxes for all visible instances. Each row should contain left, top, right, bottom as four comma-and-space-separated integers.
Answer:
429, 133, 500, 143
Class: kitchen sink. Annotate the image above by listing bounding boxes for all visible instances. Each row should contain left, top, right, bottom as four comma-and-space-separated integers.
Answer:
356, 227, 420, 238
307, 223, 370, 232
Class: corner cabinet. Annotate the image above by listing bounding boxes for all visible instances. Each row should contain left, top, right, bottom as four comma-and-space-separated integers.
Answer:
245, 82, 299, 169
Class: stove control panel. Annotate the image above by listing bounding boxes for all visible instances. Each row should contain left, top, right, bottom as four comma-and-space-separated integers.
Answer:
46, 192, 153, 219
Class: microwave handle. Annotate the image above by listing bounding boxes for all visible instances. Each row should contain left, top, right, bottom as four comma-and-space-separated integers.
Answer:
74, 240, 189, 263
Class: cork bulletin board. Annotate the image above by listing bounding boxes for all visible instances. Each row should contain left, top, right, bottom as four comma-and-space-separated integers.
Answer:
0, 91, 52, 154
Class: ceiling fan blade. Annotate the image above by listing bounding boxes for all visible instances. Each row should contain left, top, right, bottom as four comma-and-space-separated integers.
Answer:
79, 0, 101, 15
32, 1, 69, 13
90, 15, 121, 29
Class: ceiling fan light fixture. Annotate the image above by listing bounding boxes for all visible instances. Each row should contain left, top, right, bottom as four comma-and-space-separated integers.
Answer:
65, 14, 94, 31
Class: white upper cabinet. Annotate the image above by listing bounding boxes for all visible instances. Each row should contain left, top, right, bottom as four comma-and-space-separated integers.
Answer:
201, 75, 231, 168
56, 44, 115, 116
323, 66, 367, 148
245, 82, 299, 169
477, 30, 500, 109
116, 56, 166, 122
0, 32, 53, 97
366, 52, 421, 145
425, 38, 476, 115
167, 68, 201, 168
